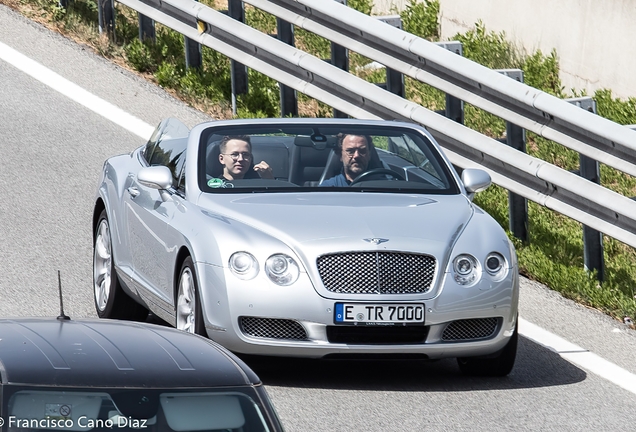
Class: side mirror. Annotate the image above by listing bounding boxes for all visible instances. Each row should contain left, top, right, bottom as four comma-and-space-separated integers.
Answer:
461, 169, 491, 200
138, 166, 173, 201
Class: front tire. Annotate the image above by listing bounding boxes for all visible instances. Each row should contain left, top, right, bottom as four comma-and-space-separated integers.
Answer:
93, 210, 148, 320
457, 317, 518, 377
176, 257, 205, 336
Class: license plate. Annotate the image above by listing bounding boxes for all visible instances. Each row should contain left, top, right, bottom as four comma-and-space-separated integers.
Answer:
334, 303, 425, 325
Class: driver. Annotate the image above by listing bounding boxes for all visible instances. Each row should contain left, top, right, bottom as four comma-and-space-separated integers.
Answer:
320, 134, 372, 187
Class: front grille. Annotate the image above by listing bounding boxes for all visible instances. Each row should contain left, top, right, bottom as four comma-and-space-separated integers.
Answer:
317, 252, 436, 294
326, 325, 429, 344
239, 317, 308, 341
441, 318, 500, 341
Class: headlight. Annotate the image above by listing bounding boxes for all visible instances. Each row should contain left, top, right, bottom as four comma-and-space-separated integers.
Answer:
265, 254, 299, 286
229, 252, 259, 280
485, 252, 508, 281
453, 254, 480, 286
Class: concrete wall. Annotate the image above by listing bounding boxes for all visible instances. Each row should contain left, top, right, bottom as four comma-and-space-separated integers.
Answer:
372, 0, 403, 14
373, 0, 636, 100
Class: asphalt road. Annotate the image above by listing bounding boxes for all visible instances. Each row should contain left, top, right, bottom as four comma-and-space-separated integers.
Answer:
1, 5, 636, 430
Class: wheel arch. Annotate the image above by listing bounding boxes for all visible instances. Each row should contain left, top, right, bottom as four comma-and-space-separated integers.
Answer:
93, 198, 106, 241
173, 246, 194, 305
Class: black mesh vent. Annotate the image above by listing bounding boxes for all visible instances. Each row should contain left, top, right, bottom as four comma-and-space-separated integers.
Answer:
326, 325, 429, 344
441, 318, 500, 341
240, 317, 308, 341
317, 252, 436, 294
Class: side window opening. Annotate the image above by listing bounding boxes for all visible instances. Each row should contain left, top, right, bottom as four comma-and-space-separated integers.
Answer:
148, 138, 187, 189
388, 135, 444, 182
176, 164, 186, 194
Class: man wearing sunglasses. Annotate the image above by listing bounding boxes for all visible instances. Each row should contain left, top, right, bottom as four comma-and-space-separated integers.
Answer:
218, 135, 274, 180
320, 134, 374, 187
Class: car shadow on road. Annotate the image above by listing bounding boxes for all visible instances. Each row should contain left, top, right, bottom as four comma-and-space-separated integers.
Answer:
237, 335, 587, 392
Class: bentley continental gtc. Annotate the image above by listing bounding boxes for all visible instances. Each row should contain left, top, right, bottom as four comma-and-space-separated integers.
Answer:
93, 118, 519, 376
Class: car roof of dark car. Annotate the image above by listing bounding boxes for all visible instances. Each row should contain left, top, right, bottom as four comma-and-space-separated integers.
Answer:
0, 318, 260, 388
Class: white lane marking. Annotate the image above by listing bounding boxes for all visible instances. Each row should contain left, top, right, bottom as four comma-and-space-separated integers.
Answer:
520, 317, 636, 395
0, 41, 154, 139
2, 40, 636, 396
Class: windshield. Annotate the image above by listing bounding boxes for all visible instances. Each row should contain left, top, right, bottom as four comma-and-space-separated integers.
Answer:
3, 387, 271, 432
197, 124, 459, 194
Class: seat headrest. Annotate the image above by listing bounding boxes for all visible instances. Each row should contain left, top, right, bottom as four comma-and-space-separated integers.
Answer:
206, 142, 224, 178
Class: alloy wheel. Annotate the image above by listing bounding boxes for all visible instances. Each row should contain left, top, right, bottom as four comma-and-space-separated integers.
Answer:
176, 267, 196, 334
93, 219, 111, 313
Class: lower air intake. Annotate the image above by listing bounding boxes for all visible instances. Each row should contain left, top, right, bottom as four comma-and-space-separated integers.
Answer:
441, 318, 500, 341
327, 325, 429, 345
240, 317, 308, 341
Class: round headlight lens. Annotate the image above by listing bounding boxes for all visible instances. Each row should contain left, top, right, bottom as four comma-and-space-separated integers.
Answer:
485, 252, 508, 281
453, 254, 480, 286
265, 254, 299, 286
229, 252, 259, 280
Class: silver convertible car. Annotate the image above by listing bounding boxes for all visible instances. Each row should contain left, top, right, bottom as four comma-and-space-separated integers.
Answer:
93, 118, 519, 376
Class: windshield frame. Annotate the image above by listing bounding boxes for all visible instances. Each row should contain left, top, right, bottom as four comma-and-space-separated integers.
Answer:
2, 384, 276, 432
196, 122, 460, 195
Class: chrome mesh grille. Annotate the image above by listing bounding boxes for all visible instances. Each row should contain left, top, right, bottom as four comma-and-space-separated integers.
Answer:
317, 252, 436, 294
239, 317, 308, 341
441, 318, 500, 341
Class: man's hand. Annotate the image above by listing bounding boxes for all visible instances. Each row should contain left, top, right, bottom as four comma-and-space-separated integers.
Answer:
254, 161, 274, 179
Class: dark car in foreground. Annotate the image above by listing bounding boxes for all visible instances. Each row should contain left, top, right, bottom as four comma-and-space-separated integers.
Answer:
0, 318, 283, 431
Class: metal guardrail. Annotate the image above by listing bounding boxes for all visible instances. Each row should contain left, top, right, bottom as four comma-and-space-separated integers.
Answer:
247, 0, 636, 178
111, 0, 636, 250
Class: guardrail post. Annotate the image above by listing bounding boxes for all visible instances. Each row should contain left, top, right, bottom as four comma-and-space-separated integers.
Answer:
184, 0, 202, 70
331, 41, 349, 118
184, 37, 202, 69
567, 97, 605, 281
331, 0, 349, 118
497, 69, 528, 243
138, 15, 156, 42
97, 0, 115, 40
229, 0, 248, 115
277, 18, 298, 117
434, 42, 464, 124
375, 15, 405, 98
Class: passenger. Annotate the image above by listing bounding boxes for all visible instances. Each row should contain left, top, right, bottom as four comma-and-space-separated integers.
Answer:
320, 133, 373, 187
218, 135, 274, 180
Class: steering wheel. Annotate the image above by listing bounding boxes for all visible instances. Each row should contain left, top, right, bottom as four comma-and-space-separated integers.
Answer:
350, 168, 404, 186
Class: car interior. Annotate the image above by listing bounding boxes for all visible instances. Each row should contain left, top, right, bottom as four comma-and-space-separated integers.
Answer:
202, 130, 452, 191
7, 389, 270, 432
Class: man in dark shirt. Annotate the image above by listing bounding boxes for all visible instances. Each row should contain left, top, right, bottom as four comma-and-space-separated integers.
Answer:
320, 134, 372, 187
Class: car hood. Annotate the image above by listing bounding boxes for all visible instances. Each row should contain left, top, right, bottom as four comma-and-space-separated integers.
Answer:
197, 192, 472, 259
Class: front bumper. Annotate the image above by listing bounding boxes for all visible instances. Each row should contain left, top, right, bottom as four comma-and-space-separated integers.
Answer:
196, 263, 519, 359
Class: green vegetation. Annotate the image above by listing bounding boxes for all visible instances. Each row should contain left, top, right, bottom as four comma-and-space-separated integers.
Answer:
451, 19, 636, 323
3, 0, 635, 324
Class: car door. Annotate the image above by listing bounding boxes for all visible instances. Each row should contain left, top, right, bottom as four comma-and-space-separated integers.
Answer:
124, 170, 173, 308
124, 121, 189, 313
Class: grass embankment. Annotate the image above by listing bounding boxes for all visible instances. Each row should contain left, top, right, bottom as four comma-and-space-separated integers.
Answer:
3, 0, 636, 325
